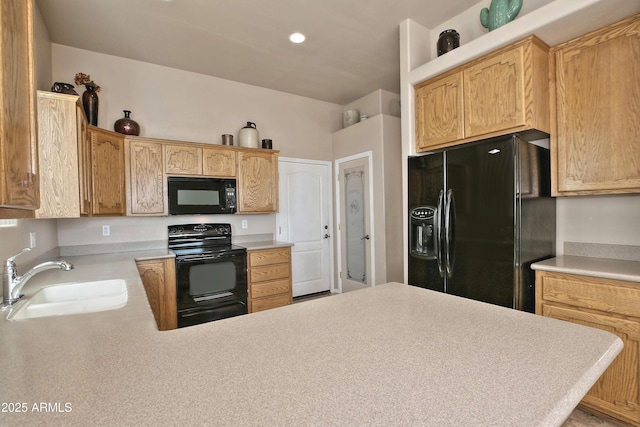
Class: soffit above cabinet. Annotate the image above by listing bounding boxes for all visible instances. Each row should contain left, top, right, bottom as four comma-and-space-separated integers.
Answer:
407, 0, 640, 86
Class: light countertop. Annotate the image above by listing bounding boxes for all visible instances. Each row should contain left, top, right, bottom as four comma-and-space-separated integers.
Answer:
0, 252, 622, 426
238, 240, 294, 251
532, 256, 640, 283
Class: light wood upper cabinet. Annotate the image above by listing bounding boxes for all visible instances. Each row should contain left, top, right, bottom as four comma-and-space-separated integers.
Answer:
35, 92, 82, 218
467, 36, 549, 136
126, 139, 166, 215
0, 0, 39, 216
77, 105, 91, 216
86, 126, 126, 216
122, 136, 278, 216
536, 270, 640, 426
415, 36, 550, 152
415, 72, 464, 150
551, 13, 640, 196
203, 146, 236, 177
237, 149, 279, 213
164, 144, 202, 175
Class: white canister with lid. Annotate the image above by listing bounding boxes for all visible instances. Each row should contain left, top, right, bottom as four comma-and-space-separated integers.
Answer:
238, 122, 259, 148
343, 109, 360, 128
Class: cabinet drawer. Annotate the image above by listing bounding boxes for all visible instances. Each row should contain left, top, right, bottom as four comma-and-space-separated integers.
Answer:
250, 263, 290, 283
251, 293, 291, 313
249, 247, 291, 267
538, 272, 640, 317
250, 278, 291, 299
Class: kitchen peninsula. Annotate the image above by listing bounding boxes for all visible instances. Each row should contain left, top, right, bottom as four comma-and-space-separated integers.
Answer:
0, 252, 622, 426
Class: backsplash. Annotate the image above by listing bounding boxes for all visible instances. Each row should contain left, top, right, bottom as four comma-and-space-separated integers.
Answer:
59, 233, 275, 257
56, 215, 276, 247
564, 242, 640, 262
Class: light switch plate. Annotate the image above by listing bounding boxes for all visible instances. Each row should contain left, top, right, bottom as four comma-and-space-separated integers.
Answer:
102, 225, 110, 236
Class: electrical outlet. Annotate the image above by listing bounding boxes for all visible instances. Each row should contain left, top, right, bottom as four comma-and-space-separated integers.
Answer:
102, 225, 110, 236
241, 220, 248, 229
29, 232, 36, 248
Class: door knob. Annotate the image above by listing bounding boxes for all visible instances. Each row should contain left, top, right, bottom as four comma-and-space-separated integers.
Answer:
361, 234, 370, 240
324, 234, 330, 239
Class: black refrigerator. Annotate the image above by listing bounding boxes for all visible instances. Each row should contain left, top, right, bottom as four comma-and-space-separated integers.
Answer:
408, 134, 556, 312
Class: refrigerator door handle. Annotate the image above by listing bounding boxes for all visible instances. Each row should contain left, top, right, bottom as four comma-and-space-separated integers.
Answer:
444, 188, 455, 278
436, 189, 445, 277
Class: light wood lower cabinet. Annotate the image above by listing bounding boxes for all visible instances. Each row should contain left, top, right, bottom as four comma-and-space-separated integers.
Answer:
536, 271, 640, 426
248, 247, 292, 313
136, 258, 177, 331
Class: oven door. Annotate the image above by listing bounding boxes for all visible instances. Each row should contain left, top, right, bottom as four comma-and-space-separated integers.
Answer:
175, 251, 247, 327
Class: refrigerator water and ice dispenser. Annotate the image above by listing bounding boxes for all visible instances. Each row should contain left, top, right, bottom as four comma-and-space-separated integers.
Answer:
410, 207, 437, 259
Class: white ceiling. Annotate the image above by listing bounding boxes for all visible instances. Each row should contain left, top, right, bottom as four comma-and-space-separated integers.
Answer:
35, 0, 481, 105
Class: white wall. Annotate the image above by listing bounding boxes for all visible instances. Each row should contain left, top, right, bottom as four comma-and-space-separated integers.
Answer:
332, 114, 403, 287
47, 44, 345, 247
343, 89, 401, 119
0, 220, 59, 269
33, 2, 51, 91
430, 0, 554, 60
51, 45, 343, 160
56, 215, 274, 247
556, 195, 640, 253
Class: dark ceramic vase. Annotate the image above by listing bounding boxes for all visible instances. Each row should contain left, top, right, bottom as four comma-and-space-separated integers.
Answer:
82, 87, 99, 126
114, 110, 140, 136
437, 29, 460, 56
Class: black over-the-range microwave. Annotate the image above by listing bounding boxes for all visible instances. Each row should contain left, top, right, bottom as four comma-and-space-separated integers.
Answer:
168, 176, 237, 215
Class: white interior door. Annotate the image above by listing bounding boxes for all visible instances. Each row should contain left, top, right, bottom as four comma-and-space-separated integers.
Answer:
277, 158, 333, 297
336, 152, 374, 293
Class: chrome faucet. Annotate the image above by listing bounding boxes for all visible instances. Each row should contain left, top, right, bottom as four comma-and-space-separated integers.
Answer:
2, 248, 74, 308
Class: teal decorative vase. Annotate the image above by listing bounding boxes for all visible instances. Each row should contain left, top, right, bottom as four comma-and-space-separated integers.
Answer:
480, 0, 523, 31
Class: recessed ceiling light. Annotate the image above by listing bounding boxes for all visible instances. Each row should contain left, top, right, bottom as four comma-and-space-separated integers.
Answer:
289, 33, 306, 44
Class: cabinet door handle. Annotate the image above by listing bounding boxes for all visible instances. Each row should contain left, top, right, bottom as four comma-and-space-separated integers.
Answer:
361, 235, 370, 240
323, 234, 330, 239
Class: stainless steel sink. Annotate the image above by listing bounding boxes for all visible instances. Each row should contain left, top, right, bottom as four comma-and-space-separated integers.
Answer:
7, 279, 128, 321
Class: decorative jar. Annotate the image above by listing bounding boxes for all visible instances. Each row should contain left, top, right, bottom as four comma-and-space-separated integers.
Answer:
114, 110, 140, 136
